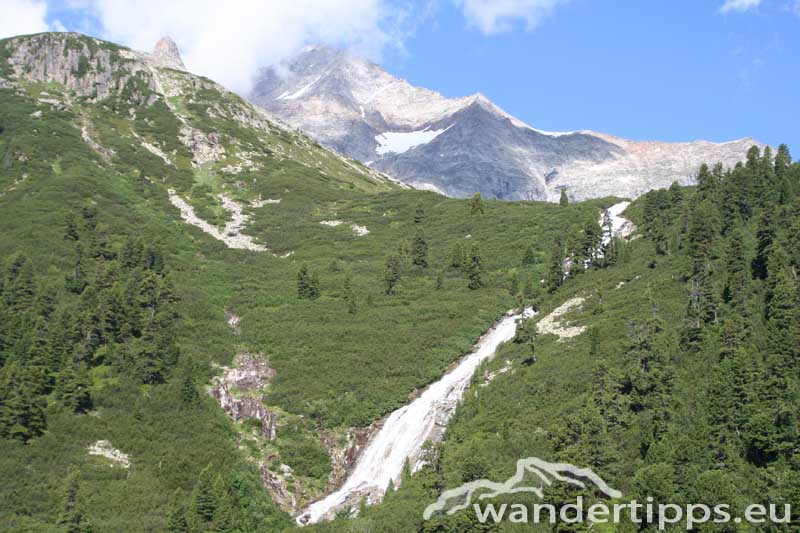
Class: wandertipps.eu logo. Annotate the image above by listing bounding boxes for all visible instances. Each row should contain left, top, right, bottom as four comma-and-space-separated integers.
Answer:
423, 457, 621, 520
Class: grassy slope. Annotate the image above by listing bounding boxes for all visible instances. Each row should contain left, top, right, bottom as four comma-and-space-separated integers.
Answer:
0, 33, 619, 529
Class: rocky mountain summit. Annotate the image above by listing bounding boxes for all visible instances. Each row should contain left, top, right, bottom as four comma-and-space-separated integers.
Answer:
251, 45, 765, 201
150, 36, 185, 70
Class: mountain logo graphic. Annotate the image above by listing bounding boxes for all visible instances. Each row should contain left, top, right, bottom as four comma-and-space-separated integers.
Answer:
423, 457, 622, 520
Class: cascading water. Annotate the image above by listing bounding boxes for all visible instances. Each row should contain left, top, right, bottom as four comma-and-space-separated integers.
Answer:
297, 308, 535, 524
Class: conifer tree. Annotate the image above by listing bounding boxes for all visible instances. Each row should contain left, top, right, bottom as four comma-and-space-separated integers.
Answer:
190, 465, 218, 525
722, 228, 749, 307
764, 244, 795, 364
65, 243, 88, 295
384, 255, 401, 295
752, 210, 774, 280
344, 274, 356, 314
470, 192, 484, 215
545, 240, 564, 293
435, 269, 444, 291
687, 199, 720, 276
411, 229, 428, 268
508, 271, 519, 296
64, 213, 80, 242
57, 467, 90, 533
413, 203, 426, 225
559, 188, 569, 207
449, 242, 466, 270
581, 218, 603, 266
466, 244, 483, 290
56, 362, 92, 413
296, 265, 319, 299
521, 244, 536, 267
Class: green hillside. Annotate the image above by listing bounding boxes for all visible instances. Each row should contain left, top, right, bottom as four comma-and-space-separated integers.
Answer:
312, 152, 800, 532
2, 32, 799, 532
0, 32, 621, 531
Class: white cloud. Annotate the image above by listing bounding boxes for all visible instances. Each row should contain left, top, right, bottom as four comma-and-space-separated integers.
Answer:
457, 0, 565, 34
719, 0, 762, 13
67, 0, 403, 93
0, 0, 49, 39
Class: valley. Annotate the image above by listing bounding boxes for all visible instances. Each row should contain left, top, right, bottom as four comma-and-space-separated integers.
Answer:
0, 29, 798, 533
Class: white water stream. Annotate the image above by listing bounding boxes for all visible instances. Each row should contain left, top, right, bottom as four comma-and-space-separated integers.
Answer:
298, 308, 535, 524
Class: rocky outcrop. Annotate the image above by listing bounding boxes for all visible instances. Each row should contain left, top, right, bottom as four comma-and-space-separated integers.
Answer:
168, 189, 271, 252
210, 353, 278, 440
150, 36, 185, 70
4, 33, 155, 102
88, 440, 130, 468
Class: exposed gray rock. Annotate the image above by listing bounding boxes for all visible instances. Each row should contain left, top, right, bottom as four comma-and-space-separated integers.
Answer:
210, 353, 278, 440
5, 33, 155, 102
251, 45, 767, 201
150, 36, 186, 70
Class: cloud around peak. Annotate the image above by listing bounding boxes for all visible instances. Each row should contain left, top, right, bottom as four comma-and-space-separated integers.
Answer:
0, 0, 49, 40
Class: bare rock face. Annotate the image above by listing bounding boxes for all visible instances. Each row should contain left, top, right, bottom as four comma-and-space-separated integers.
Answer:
4, 33, 156, 102
210, 353, 278, 440
251, 45, 768, 201
151, 36, 186, 70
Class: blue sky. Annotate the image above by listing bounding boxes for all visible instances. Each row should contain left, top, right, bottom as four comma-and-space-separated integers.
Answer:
4, 0, 798, 148
383, 1, 799, 147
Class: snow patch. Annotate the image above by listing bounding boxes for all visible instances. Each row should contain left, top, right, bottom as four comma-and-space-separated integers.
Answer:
375, 124, 454, 155
277, 75, 323, 100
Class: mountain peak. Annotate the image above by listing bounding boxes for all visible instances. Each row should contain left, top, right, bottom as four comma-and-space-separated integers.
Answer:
151, 36, 185, 70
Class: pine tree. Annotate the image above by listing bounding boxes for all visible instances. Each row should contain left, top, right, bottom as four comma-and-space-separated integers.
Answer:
687, 199, 720, 276
57, 467, 90, 533
343, 274, 357, 314
466, 243, 483, 290
521, 244, 536, 267
695, 163, 719, 201
296, 265, 310, 299
774, 144, 793, 202
190, 465, 218, 525
449, 242, 466, 270
508, 271, 519, 296
384, 255, 401, 295
470, 192, 484, 215
413, 203, 426, 224
65, 243, 88, 295
411, 229, 428, 268
765, 244, 795, 364
308, 272, 320, 300
559, 188, 569, 207
56, 362, 92, 413
64, 213, 80, 242
166, 495, 189, 533
0, 364, 47, 441
722, 228, 749, 308
581, 218, 603, 267
545, 240, 564, 293
751, 210, 774, 280
296, 265, 319, 300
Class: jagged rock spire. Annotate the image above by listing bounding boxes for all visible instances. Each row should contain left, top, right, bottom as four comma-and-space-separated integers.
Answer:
151, 36, 185, 70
